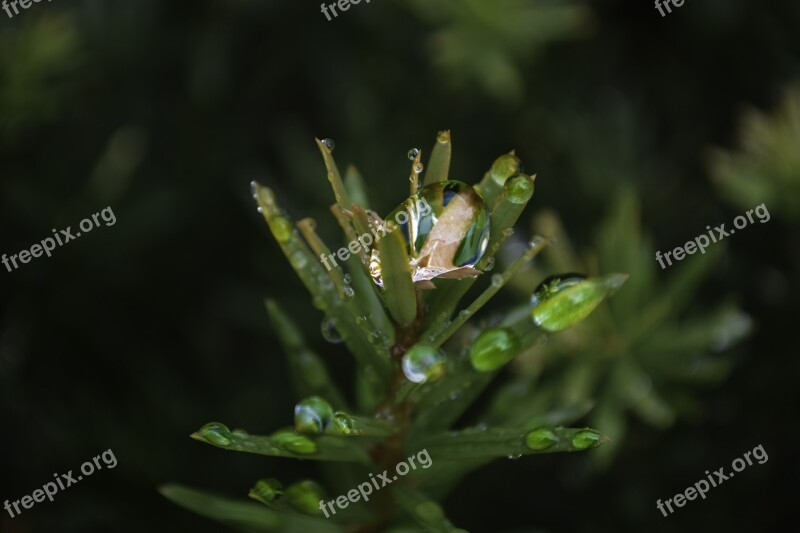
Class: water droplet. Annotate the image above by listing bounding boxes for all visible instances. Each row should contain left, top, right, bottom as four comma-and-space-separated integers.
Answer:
250, 181, 259, 199
256, 206, 263, 213
294, 396, 334, 434
195, 422, 233, 446
270, 216, 294, 243
271, 430, 317, 455
503, 227, 515, 237
407, 148, 420, 160
332, 411, 356, 435
507, 454, 523, 460
343, 286, 355, 299
505, 174, 534, 205
289, 251, 307, 269
285, 480, 326, 514
414, 162, 424, 174
490, 153, 521, 186
530, 274, 586, 307
372, 329, 383, 339
525, 427, 560, 451
484, 257, 496, 271
343, 274, 351, 284
469, 328, 520, 372
531, 273, 628, 332
491, 273, 503, 287
356, 315, 368, 324
436, 130, 450, 143
320, 317, 343, 343
402, 344, 446, 383
250, 478, 283, 503
321, 138, 335, 151
458, 309, 471, 319
571, 429, 602, 450
369, 180, 490, 286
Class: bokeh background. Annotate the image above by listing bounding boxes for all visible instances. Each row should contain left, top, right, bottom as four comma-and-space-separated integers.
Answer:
1, 0, 798, 531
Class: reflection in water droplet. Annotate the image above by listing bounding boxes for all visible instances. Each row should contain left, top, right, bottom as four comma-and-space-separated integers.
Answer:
530, 274, 586, 307
571, 429, 602, 450
294, 396, 334, 434
407, 148, 420, 160
321, 138, 335, 151
321, 317, 343, 343
525, 427, 560, 451
196, 422, 233, 446
402, 344, 446, 383
332, 411, 356, 435
369, 180, 490, 286
469, 328, 520, 372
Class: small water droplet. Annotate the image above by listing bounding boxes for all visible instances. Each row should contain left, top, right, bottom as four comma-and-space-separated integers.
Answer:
571, 429, 602, 450
332, 411, 357, 435
271, 430, 317, 455
469, 328, 521, 372
343, 274, 351, 284
436, 130, 450, 143
289, 251, 307, 269
414, 162, 424, 174
250, 478, 283, 503
507, 454, 523, 460
458, 309, 471, 318
484, 257, 496, 271
196, 422, 233, 447
402, 344, 446, 384
256, 206, 263, 213
356, 315, 368, 324
525, 427, 560, 451
250, 181, 258, 199
503, 227, 515, 237
372, 329, 383, 339
491, 273, 503, 287
294, 396, 334, 434
343, 286, 355, 299
321, 138, 335, 151
407, 148, 420, 160
321, 317, 343, 343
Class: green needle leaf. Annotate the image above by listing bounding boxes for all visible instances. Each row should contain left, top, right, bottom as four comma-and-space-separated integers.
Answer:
191, 423, 371, 463
266, 300, 348, 409
424, 130, 452, 186
160, 484, 343, 533
377, 224, 418, 327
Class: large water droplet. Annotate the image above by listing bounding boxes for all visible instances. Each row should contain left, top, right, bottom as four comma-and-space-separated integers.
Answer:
369, 180, 490, 286
320, 317, 343, 343
321, 138, 335, 151
402, 344, 446, 383
271, 430, 317, 455
408, 147, 420, 160
530, 274, 586, 307
469, 328, 520, 372
531, 273, 628, 332
525, 427, 560, 451
251, 478, 283, 503
571, 429, 602, 450
196, 422, 233, 446
294, 396, 334, 434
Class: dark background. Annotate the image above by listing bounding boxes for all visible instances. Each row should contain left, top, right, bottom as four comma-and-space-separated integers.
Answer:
1, 0, 797, 531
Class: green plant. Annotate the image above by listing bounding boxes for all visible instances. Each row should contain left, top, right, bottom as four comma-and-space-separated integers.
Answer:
161, 132, 627, 532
